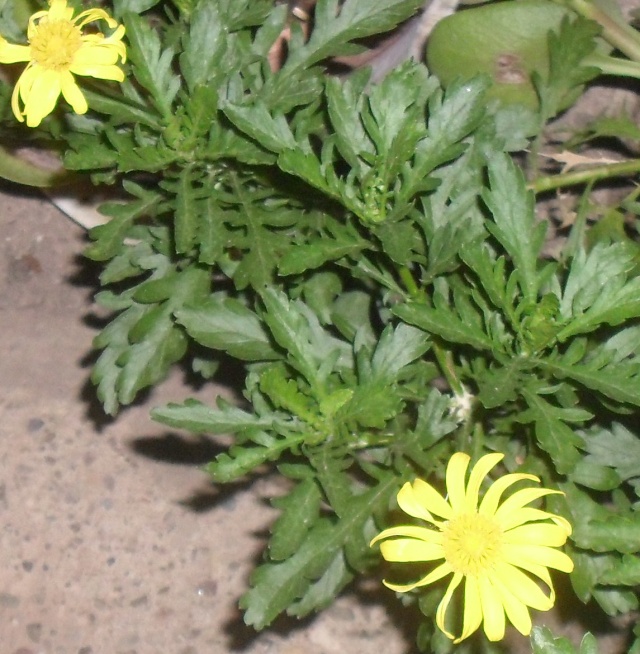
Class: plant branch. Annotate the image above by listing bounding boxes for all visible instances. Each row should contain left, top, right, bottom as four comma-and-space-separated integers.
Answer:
531, 159, 640, 193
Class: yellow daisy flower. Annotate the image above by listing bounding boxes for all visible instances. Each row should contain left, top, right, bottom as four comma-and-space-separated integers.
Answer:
371, 452, 574, 643
0, 0, 126, 127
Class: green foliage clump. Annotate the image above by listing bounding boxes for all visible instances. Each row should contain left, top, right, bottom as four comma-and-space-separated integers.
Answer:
4, 0, 640, 651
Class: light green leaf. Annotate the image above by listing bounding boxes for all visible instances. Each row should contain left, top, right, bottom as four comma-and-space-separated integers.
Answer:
558, 244, 640, 340
573, 512, 640, 554
176, 296, 280, 361
393, 298, 494, 351
482, 153, 545, 303
124, 13, 180, 117
223, 104, 297, 153
520, 389, 585, 473
206, 431, 305, 482
179, 0, 225, 91
269, 479, 323, 561
152, 397, 274, 434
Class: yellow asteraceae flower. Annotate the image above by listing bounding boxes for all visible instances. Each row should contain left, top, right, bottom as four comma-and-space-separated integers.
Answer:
0, 0, 126, 127
371, 452, 574, 643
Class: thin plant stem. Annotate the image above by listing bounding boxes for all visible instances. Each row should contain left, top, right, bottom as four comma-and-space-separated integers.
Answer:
432, 340, 464, 397
585, 53, 640, 79
530, 158, 640, 193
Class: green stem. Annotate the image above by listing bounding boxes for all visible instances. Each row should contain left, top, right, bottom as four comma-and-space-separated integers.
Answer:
399, 265, 420, 298
585, 52, 640, 79
433, 341, 464, 397
531, 158, 640, 193
561, 0, 640, 62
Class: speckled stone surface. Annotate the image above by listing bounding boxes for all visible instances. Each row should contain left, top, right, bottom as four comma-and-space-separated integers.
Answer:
0, 187, 410, 654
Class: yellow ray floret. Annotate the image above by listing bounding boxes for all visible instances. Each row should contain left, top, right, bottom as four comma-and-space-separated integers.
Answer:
0, 0, 126, 127
371, 452, 574, 643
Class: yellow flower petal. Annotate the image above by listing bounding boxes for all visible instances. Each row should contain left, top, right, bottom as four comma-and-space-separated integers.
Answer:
383, 561, 452, 593
379, 538, 444, 563
497, 506, 564, 530
479, 575, 506, 642
75, 7, 118, 29
396, 481, 437, 523
491, 574, 533, 636
493, 562, 554, 611
494, 487, 562, 525
403, 478, 453, 521
436, 571, 464, 640
70, 63, 125, 82
22, 68, 62, 127
73, 42, 125, 67
49, 0, 75, 21
464, 452, 503, 512
370, 525, 440, 547
503, 522, 571, 547
479, 472, 539, 516
446, 452, 471, 513
60, 71, 87, 114
457, 576, 483, 643
504, 543, 575, 573
0, 39, 30, 64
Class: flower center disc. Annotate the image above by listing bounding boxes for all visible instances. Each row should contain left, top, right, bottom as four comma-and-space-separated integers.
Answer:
443, 513, 503, 576
30, 19, 82, 71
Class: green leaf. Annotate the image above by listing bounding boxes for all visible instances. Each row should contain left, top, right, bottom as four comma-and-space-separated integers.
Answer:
174, 166, 198, 254
288, 550, 351, 617
593, 586, 639, 616
580, 422, 640, 481
482, 153, 545, 303
538, 16, 600, 120
206, 431, 306, 482
599, 554, 640, 586
259, 365, 319, 425
124, 13, 180, 117
337, 380, 404, 430
558, 243, 640, 340
573, 511, 640, 554
92, 264, 209, 414
393, 294, 494, 352
179, 0, 226, 91
398, 389, 458, 470
92, 302, 188, 414
114, 0, 160, 16
278, 222, 367, 276
325, 75, 373, 169
277, 0, 424, 78
370, 323, 431, 382
175, 296, 280, 361
152, 396, 275, 434
571, 460, 621, 491
260, 288, 351, 384
81, 87, 162, 128
223, 103, 297, 153
531, 626, 580, 654
520, 389, 585, 473
269, 478, 323, 561
541, 354, 640, 407
241, 475, 396, 628
85, 212, 135, 262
